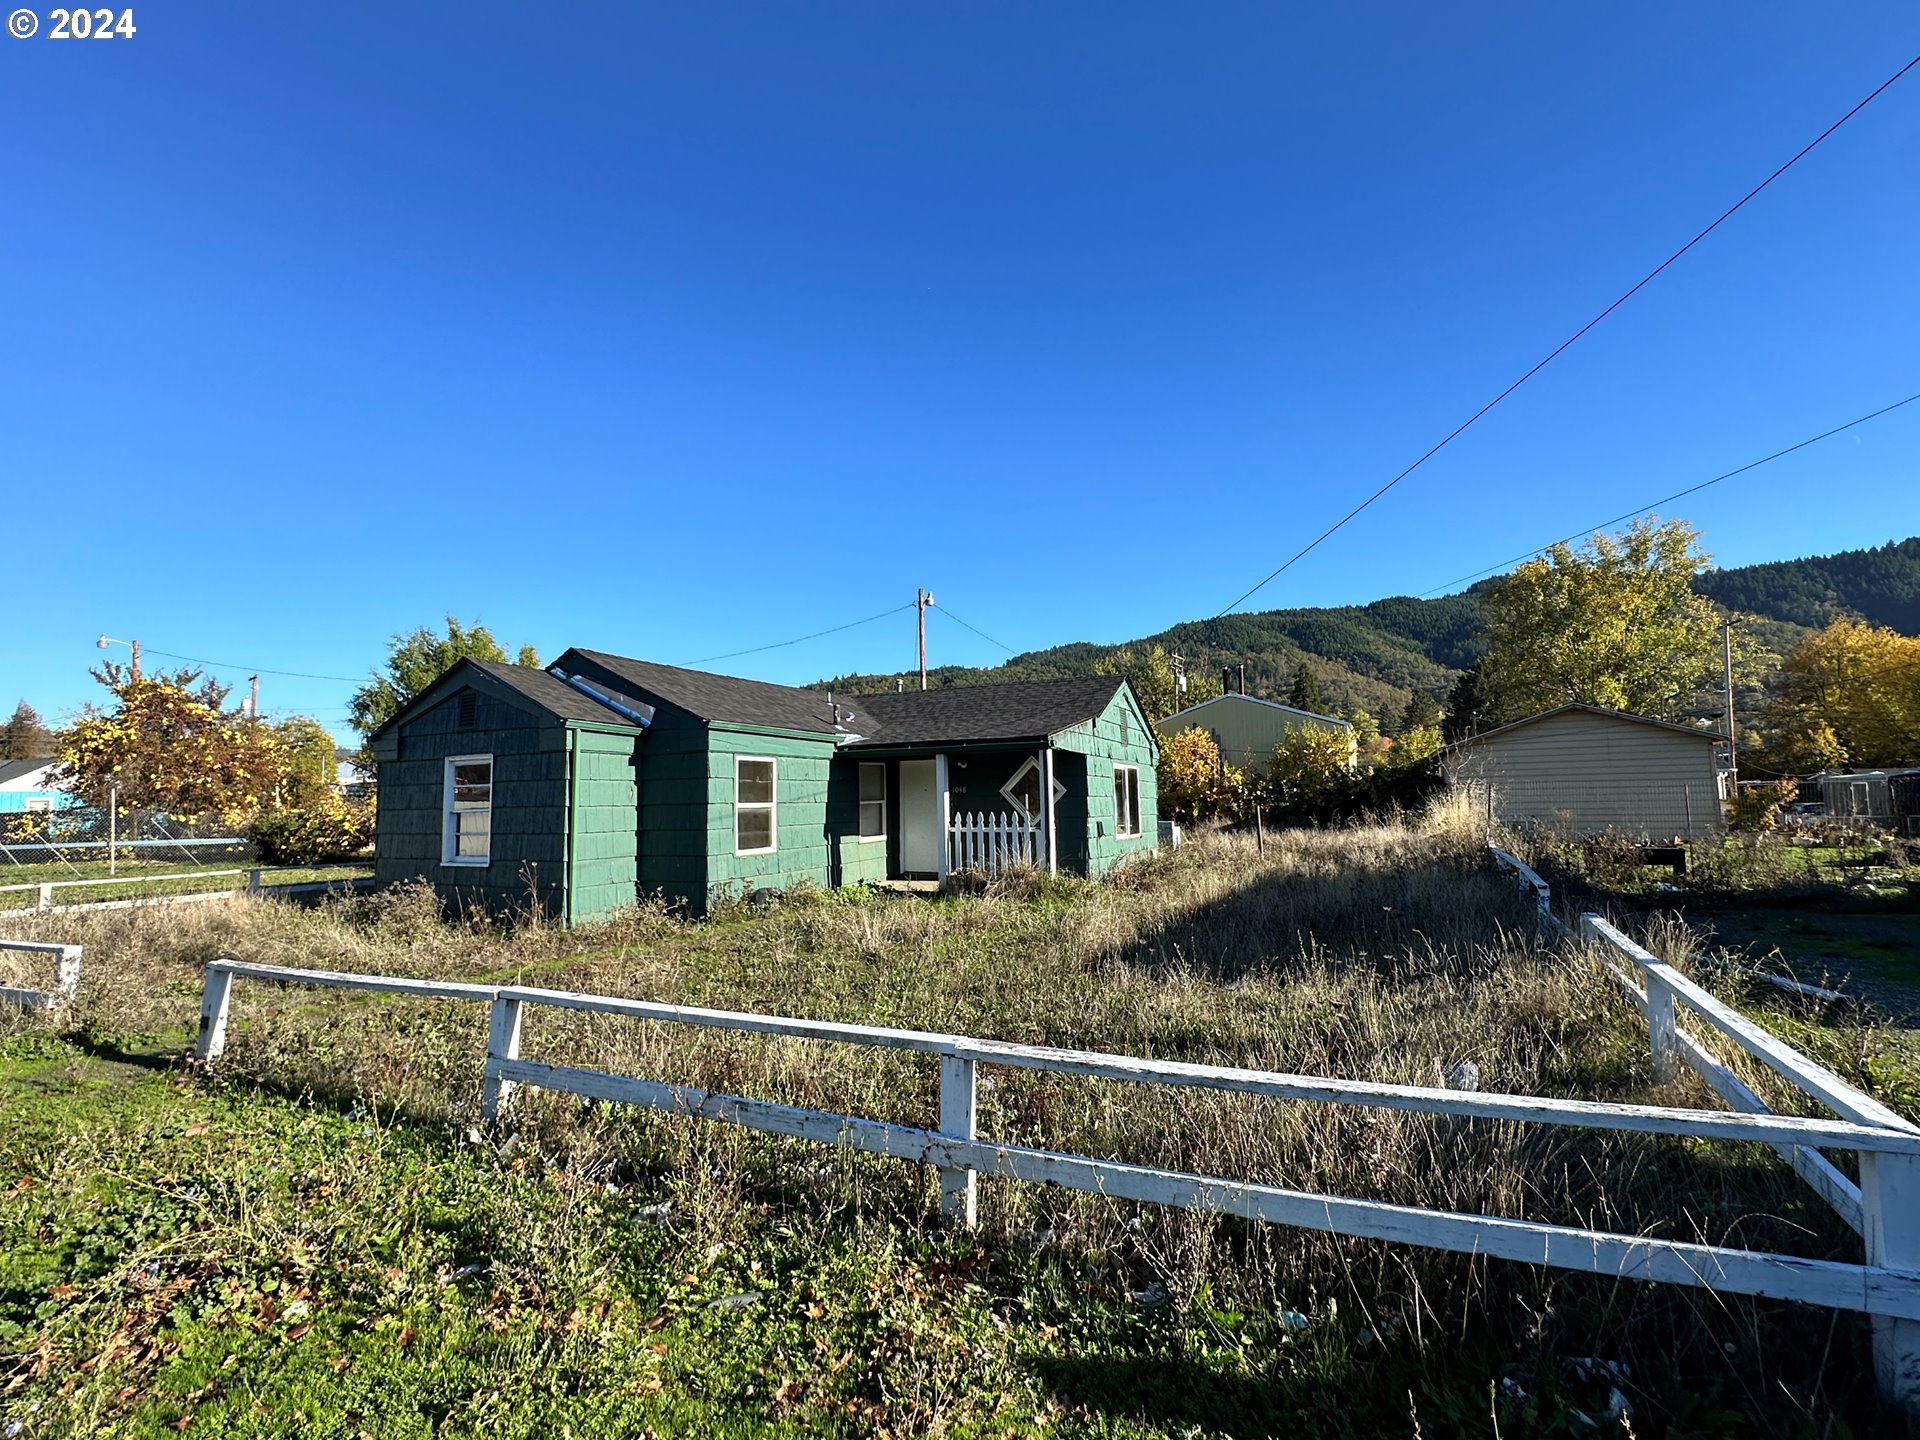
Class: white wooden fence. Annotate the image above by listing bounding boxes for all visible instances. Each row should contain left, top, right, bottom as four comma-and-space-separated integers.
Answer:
193, 954, 1920, 1413
946, 811, 1039, 878
0, 866, 373, 913
0, 939, 82, 1009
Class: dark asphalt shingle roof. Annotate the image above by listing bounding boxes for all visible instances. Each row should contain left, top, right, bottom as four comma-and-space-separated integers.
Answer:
466, 660, 647, 729
387, 649, 1136, 746
848, 676, 1130, 747
561, 650, 843, 734
0, 758, 55, 786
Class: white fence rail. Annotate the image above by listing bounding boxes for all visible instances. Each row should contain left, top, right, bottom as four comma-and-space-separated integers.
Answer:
0, 866, 373, 912
193, 955, 1920, 1412
946, 811, 1039, 878
0, 939, 82, 1009
1581, 912, 1920, 1403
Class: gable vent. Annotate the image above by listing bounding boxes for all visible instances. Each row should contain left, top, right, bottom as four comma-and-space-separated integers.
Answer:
457, 692, 478, 729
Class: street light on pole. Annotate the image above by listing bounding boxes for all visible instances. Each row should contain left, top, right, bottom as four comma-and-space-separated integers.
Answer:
97, 634, 140, 680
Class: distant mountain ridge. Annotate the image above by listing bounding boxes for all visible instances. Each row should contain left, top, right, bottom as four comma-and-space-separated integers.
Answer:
823, 536, 1920, 724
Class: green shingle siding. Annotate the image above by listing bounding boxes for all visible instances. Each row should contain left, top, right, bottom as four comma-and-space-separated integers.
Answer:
372, 685, 569, 918
566, 727, 642, 925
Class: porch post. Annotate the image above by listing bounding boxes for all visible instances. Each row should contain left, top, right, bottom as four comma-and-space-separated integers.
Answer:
935, 752, 951, 891
1040, 747, 1057, 874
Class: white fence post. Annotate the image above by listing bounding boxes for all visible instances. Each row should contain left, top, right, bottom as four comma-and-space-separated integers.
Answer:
37, 884, 52, 911
196, 964, 235, 1062
54, 945, 82, 1000
938, 1052, 977, 1226
482, 997, 525, 1120
1646, 969, 1681, 1084
247, 868, 262, 895
1861, 1151, 1920, 1416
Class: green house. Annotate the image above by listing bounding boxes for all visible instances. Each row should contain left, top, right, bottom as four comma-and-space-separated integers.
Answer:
369, 649, 1160, 922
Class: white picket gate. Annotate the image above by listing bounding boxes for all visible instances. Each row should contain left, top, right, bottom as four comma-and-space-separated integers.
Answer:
946, 810, 1039, 878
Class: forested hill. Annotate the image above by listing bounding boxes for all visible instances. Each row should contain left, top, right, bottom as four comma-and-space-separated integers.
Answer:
1693, 536, 1920, 634
822, 536, 1920, 722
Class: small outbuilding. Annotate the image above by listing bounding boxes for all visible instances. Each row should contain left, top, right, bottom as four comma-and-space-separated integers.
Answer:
1155, 692, 1352, 773
1445, 704, 1726, 841
0, 760, 75, 815
1810, 768, 1920, 828
369, 651, 1160, 922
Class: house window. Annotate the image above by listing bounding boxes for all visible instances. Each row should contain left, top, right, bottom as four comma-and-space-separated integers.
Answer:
1001, 756, 1065, 818
1113, 764, 1142, 837
443, 755, 493, 866
23, 797, 53, 814
858, 763, 885, 841
736, 757, 777, 854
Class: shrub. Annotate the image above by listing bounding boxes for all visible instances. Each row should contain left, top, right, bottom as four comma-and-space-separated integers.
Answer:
1728, 778, 1798, 833
250, 793, 374, 865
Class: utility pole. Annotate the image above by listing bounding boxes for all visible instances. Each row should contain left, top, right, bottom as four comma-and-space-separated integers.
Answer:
247, 675, 259, 720
1171, 651, 1187, 702
96, 635, 139, 680
916, 588, 935, 691
1721, 617, 1737, 788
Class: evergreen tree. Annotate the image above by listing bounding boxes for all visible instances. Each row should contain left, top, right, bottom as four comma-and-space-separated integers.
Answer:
1399, 690, 1443, 734
1288, 663, 1323, 712
0, 701, 53, 759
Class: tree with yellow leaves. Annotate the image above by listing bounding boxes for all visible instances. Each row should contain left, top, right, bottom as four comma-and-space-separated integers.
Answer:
51, 665, 286, 824
1157, 726, 1248, 823
1764, 618, 1920, 769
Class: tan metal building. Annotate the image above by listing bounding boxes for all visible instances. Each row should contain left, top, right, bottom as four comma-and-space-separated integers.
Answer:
1446, 704, 1726, 841
1155, 693, 1352, 774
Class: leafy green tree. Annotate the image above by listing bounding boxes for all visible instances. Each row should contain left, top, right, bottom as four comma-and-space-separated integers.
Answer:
1479, 518, 1742, 724
348, 618, 541, 756
1093, 644, 1217, 725
1262, 726, 1356, 822
274, 715, 340, 809
1288, 663, 1323, 712
0, 701, 53, 759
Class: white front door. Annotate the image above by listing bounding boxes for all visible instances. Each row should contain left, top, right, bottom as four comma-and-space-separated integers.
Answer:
900, 759, 939, 874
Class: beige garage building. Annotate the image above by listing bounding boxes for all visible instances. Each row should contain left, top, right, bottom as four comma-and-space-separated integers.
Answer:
1156, 692, 1352, 774
1446, 704, 1726, 841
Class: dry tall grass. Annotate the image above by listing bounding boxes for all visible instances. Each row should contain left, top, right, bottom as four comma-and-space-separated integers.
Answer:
4, 809, 1870, 1365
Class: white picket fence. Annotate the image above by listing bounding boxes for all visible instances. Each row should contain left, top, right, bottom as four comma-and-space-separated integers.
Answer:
946, 811, 1039, 878
0, 939, 82, 1009
192, 952, 1920, 1413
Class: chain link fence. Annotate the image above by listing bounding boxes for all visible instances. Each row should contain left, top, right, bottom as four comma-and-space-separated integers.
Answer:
0, 806, 250, 867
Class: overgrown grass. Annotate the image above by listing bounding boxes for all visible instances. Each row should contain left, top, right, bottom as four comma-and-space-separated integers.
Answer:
1, 811, 1911, 1436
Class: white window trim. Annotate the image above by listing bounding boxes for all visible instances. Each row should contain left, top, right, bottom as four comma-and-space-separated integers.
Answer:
1000, 756, 1067, 819
857, 761, 886, 844
441, 752, 494, 868
735, 755, 778, 855
1114, 763, 1143, 838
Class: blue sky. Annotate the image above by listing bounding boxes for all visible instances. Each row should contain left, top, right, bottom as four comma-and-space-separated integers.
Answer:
5, 3, 1917, 739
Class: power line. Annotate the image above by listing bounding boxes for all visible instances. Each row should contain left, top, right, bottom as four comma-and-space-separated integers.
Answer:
937, 606, 1017, 655
1419, 389, 1920, 596
681, 604, 915, 666
1212, 51, 1920, 619
141, 648, 363, 683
